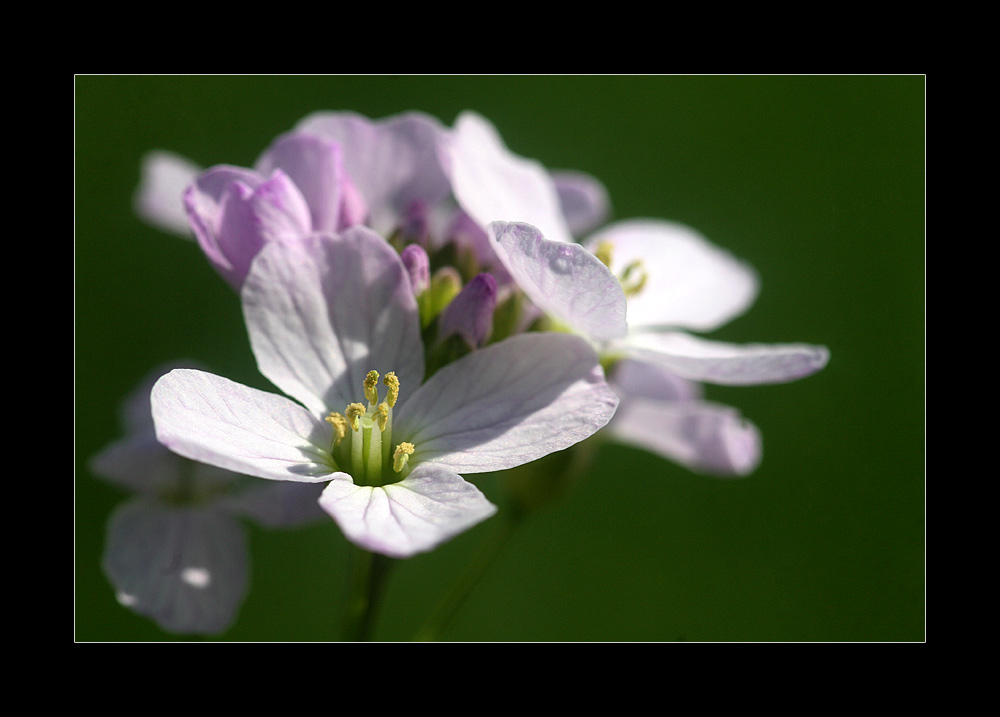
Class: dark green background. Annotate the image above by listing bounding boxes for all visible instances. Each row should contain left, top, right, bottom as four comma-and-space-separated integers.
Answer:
75, 75, 924, 642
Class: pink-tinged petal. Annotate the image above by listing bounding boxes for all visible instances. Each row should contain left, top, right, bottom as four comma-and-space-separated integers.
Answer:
150, 369, 334, 483
489, 221, 627, 341
610, 357, 703, 403
609, 398, 762, 476
318, 466, 496, 558
255, 132, 344, 233
211, 171, 313, 289
395, 333, 619, 474
438, 273, 497, 348
294, 111, 451, 237
102, 498, 248, 635
134, 150, 202, 237
447, 111, 574, 245
220, 481, 327, 528
584, 219, 759, 333
623, 331, 831, 385
243, 228, 424, 416
551, 170, 610, 237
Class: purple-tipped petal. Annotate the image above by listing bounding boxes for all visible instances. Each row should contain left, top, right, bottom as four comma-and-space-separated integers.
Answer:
489, 221, 627, 342
255, 131, 344, 233
102, 498, 248, 635
447, 111, 573, 245
438, 273, 497, 348
134, 150, 202, 237
400, 243, 431, 295
150, 369, 334, 483
584, 220, 759, 333
609, 398, 762, 477
395, 333, 619, 474
318, 465, 497, 558
623, 331, 831, 385
242, 228, 424, 416
551, 169, 611, 237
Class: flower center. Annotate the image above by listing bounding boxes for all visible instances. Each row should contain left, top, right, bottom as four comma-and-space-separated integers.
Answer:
595, 240, 648, 298
325, 370, 413, 487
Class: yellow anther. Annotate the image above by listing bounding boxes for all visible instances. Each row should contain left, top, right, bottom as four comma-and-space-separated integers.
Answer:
374, 402, 389, 431
383, 372, 400, 407
393, 442, 415, 472
345, 403, 367, 431
619, 259, 648, 298
594, 240, 615, 268
363, 370, 380, 404
325, 412, 348, 446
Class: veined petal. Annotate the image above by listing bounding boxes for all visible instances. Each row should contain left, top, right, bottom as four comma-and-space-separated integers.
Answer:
583, 219, 759, 333
489, 221, 627, 341
318, 466, 496, 558
102, 497, 248, 635
609, 398, 762, 477
255, 132, 344, 233
150, 369, 334, 483
243, 228, 424, 416
447, 111, 573, 245
395, 333, 619, 473
623, 331, 831, 385
134, 150, 201, 237
551, 169, 610, 237
294, 111, 451, 237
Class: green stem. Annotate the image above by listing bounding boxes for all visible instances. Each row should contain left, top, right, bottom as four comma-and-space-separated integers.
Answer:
411, 509, 523, 642
341, 547, 393, 641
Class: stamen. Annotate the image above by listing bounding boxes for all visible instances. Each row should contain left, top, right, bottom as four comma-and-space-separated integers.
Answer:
594, 240, 614, 268
363, 370, 380, 404
373, 402, 389, 431
325, 412, 348, 447
345, 403, 367, 432
393, 442, 415, 473
383, 372, 400, 407
619, 259, 648, 297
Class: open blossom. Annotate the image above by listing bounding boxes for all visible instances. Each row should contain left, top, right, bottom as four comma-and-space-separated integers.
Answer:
444, 111, 828, 475
150, 226, 618, 558
90, 362, 326, 634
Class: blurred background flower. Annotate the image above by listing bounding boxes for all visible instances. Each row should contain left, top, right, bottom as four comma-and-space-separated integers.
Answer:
76, 75, 924, 641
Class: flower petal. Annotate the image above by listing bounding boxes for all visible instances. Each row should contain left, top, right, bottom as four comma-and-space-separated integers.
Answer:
583, 219, 760, 333
150, 369, 334, 483
395, 333, 619, 473
134, 150, 201, 237
609, 398, 762, 476
255, 131, 344, 233
610, 357, 703, 403
243, 227, 424, 416
551, 169, 610, 237
623, 331, 831, 385
447, 110, 573, 245
102, 497, 248, 634
489, 221, 627, 341
294, 111, 451, 237
318, 465, 497, 558
221, 481, 328, 528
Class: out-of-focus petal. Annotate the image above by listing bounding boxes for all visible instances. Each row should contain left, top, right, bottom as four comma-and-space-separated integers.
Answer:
294, 111, 451, 237
102, 497, 248, 635
150, 369, 334, 483
134, 150, 201, 237
447, 111, 573, 245
609, 398, 762, 476
489, 221, 627, 341
221, 481, 327, 528
255, 132, 344, 233
551, 169, 610, 237
610, 357, 703, 403
623, 331, 831, 385
584, 219, 759, 333
438, 273, 497, 348
395, 333, 618, 474
317, 465, 496, 559
242, 228, 424, 416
